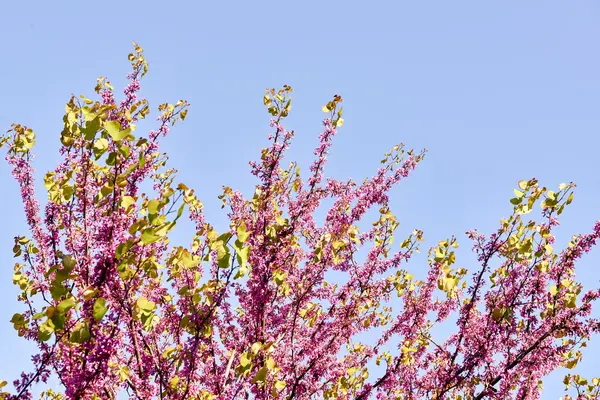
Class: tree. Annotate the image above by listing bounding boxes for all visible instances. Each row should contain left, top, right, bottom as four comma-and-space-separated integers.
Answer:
1, 44, 599, 400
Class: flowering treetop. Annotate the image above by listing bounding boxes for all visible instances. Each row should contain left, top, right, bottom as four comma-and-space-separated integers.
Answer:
1, 44, 599, 400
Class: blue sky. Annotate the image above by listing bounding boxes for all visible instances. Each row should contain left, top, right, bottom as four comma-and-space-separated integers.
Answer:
0, 1, 599, 398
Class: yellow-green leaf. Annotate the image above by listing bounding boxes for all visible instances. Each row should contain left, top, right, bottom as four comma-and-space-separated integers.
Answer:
251, 366, 267, 383
93, 298, 108, 321
518, 180, 528, 190
141, 229, 161, 245
105, 121, 131, 142
57, 298, 75, 315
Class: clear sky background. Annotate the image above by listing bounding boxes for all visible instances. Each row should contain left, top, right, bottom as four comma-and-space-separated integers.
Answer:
0, 1, 599, 398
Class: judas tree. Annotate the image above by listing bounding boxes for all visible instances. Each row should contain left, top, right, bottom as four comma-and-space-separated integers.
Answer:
1, 44, 599, 400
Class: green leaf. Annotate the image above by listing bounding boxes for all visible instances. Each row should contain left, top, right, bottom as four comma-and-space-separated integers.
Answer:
251, 366, 268, 383
82, 106, 96, 122
275, 380, 286, 390
491, 307, 510, 323
136, 296, 156, 313
175, 203, 185, 221
100, 182, 114, 198
217, 232, 233, 244
137, 298, 157, 331
62, 255, 76, 271
438, 276, 459, 293
57, 298, 75, 315
10, 313, 26, 330
50, 282, 67, 301
237, 222, 250, 243
121, 196, 136, 210
565, 293, 577, 308
62, 184, 75, 201
251, 342, 262, 354
51, 313, 65, 331
181, 250, 200, 268
105, 121, 131, 142
434, 247, 445, 262
218, 249, 231, 269
38, 319, 55, 342
147, 199, 161, 215
93, 138, 109, 158
118, 144, 130, 158
240, 352, 251, 367
141, 229, 161, 245
93, 298, 108, 321
43, 172, 55, 190
117, 263, 134, 280
83, 287, 98, 300
263, 94, 271, 106
83, 117, 101, 141
33, 311, 46, 320
234, 265, 248, 279
177, 286, 189, 295
106, 152, 118, 166
518, 180, 528, 190
566, 192, 574, 205
233, 240, 250, 269
116, 240, 134, 259
154, 221, 175, 237
69, 322, 90, 343
273, 269, 286, 286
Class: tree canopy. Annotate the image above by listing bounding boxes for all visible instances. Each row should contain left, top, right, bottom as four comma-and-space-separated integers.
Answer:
1, 44, 599, 400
